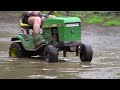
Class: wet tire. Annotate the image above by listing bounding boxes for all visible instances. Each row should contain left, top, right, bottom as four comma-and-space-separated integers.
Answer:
44, 45, 58, 63
9, 42, 26, 58
80, 44, 93, 62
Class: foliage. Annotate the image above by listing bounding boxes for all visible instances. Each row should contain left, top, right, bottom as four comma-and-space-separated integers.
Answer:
103, 20, 120, 26
85, 16, 104, 24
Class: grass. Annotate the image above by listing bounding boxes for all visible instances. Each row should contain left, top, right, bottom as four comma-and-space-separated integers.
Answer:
116, 73, 120, 79
103, 20, 120, 26
85, 16, 104, 24
84, 14, 120, 26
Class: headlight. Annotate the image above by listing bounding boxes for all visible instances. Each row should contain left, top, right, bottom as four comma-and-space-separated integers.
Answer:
66, 23, 80, 27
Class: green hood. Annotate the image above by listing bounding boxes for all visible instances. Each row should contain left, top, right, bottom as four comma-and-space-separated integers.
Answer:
44, 17, 81, 25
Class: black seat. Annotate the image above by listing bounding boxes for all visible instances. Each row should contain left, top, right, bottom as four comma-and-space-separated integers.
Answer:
20, 19, 33, 29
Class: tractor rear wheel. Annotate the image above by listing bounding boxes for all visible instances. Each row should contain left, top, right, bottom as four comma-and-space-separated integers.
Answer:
9, 42, 26, 58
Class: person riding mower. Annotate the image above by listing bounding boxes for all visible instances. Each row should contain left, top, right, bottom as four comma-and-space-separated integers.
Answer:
9, 11, 93, 63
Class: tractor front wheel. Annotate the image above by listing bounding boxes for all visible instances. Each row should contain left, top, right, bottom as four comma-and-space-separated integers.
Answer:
44, 45, 58, 63
80, 44, 93, 62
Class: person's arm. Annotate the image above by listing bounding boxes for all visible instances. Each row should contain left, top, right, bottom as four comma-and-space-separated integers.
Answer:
40, 11, 56, 18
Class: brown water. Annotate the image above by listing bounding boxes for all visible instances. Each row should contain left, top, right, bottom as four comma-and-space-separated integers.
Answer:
0, 11, 120, 79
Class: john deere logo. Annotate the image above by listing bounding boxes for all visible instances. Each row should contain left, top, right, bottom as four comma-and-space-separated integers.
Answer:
71, 29, 75, 34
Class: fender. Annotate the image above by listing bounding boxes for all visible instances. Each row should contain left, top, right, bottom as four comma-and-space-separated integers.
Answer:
11, 34, 35, 51
11, 34, 46, 51
11, 34, 28, 42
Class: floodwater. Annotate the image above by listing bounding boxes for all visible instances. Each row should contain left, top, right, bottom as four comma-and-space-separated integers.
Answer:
0, 11, 120, 79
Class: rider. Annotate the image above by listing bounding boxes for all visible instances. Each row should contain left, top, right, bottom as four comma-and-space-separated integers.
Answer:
21, 11, 55, 47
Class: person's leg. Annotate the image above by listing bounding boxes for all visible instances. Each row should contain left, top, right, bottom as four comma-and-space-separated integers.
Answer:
28, 16, 41, 34
28, 16, 42, 47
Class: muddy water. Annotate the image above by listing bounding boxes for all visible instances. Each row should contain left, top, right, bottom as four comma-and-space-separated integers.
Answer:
0, 11, 120, 79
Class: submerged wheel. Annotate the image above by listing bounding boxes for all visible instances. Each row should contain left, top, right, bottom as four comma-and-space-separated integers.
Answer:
44, 45, 58, 63
9, 42, 26, 58
80, 44, 93, 62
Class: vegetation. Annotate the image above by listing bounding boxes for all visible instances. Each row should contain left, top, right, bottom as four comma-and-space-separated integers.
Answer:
85, 13, 120, 26
116, 72, 120, 79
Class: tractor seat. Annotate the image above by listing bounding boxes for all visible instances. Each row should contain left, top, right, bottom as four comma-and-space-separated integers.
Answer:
20, 19, 33, 29
20, 19, 43, 34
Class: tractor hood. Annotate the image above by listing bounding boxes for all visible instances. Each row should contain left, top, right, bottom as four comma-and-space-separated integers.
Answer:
44, 17, 81, 25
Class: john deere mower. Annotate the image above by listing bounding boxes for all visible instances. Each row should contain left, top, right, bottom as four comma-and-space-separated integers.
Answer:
9, 12, 93, 63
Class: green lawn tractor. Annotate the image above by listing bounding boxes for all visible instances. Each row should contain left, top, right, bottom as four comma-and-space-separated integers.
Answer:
9, 15, 93, 63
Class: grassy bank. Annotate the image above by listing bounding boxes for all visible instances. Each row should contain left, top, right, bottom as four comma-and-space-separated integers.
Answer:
85, 14, 120, 26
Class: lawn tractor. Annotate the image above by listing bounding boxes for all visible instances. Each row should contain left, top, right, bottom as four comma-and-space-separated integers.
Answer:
9, 13, 93, 63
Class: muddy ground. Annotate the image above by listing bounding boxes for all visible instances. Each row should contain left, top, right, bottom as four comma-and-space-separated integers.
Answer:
0, 11, 120, 79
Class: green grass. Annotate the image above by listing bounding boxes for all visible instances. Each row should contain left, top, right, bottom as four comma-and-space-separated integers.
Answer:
116, 73, 120, 79
103, 20, 120, 26
85, 16, 104, 24
84, 14, 120, 26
